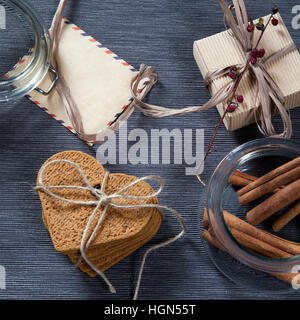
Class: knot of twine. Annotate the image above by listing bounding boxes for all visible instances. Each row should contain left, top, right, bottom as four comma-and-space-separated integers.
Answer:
35, 159, 185, 300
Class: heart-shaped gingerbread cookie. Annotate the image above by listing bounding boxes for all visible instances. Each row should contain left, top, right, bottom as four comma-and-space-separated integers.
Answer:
36, 151, 162, 274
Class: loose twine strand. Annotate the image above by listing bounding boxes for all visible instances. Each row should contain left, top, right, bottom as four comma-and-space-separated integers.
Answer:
35, 159, 186, 300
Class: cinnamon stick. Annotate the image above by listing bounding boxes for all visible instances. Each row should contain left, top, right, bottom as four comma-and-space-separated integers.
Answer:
203, 208, 210, 230
239, 165, 300, 205
234, 171, 256, 182
202, 229, 300, 286
202, 229, 223, 250
229, 170, 256, 187
229, 170, 282, 193
203, 208, 300, 255
272, 200, 300, 232
246, 178, 300, 226
229, 171, 300, 231
230, 228, 292, 259
238, 156, 300, 196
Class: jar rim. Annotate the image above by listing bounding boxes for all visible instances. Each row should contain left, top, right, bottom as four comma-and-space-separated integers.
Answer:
206, 137, 300, 274
0, 0, 51, 101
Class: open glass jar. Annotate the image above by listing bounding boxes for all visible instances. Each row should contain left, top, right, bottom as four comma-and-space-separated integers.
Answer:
0, 0, 56, 102
205, 138, 300, 293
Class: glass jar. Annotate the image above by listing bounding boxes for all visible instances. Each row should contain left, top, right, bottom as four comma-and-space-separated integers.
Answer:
0, 0, 56, 102
205, 137, 300, 293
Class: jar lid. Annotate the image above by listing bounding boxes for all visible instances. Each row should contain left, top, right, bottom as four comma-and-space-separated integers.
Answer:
0, 0, 51, 102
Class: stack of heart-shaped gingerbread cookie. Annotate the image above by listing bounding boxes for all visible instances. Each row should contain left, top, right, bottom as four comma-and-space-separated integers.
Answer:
36, 150, 162, 276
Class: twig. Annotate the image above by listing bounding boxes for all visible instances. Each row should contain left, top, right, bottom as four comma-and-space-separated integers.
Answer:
196, 11, 276, 185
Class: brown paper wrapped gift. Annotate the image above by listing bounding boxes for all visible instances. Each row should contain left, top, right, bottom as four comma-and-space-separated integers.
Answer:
193, 13, 300, 131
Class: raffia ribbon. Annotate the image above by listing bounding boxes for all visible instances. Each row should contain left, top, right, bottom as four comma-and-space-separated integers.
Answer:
35, 159, 185, 300
50, 0, 297, 142
131, 1, 297, 139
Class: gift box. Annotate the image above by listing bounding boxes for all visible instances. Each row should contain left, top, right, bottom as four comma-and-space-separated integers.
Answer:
193, 13, 300, 131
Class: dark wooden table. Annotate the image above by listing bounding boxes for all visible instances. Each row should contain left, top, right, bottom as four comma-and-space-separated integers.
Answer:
0, 0, 300, 299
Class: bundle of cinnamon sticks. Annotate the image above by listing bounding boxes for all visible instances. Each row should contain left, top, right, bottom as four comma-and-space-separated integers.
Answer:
202, 208, 300, 285
234, 156, 300, 231
202, 156, 300, 286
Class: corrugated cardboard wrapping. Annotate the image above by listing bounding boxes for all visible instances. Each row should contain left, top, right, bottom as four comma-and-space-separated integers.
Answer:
193, 14, 300, 131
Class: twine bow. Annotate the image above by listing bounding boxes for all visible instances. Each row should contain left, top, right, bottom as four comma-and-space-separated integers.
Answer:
35, 159, 185, 300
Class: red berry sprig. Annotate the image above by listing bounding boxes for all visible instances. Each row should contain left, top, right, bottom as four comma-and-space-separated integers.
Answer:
196, 5, 280, 184
255, 6, 279, 32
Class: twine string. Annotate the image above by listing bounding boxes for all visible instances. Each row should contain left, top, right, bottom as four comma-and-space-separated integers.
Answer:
35, 159, 185, 300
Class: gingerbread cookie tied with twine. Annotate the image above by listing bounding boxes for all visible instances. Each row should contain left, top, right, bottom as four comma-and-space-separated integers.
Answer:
37, 151, 161, 254
38, 152, 162, 274
35, 150, 185, 299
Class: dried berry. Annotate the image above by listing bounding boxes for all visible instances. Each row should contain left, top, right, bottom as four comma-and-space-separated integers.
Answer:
258, 48, 265, 58
256, 23, 264, 31
251, 49, 259, 58
228, 71, 238, 79
247, 24, 255, 32
237, 95, 244, 103
272, 5, 278, 14
227, 103, 237, 113
272, 17, 278, 26
250, 56, 257, 64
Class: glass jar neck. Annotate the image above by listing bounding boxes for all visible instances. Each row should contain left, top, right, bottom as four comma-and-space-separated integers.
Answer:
0, 0, 51, 102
